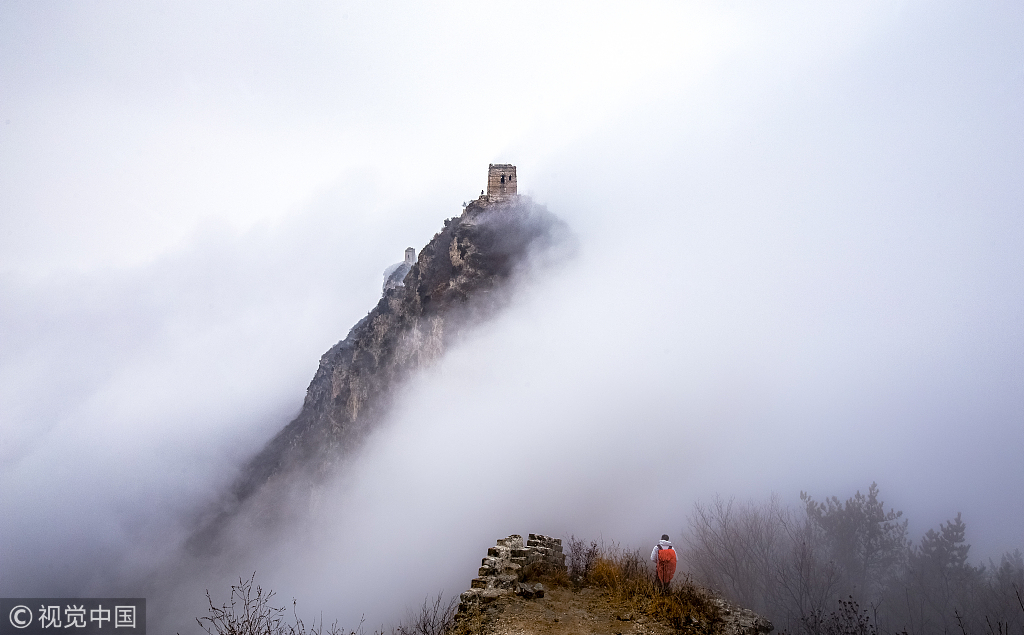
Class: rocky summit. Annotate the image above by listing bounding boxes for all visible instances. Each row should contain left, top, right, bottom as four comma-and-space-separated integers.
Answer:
190, 191, 569, 548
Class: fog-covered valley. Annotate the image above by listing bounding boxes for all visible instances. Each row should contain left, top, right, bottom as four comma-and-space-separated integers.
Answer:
1, 2, 1022, 633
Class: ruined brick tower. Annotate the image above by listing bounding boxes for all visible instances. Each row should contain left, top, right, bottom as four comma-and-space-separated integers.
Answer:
486, 164, 517, 200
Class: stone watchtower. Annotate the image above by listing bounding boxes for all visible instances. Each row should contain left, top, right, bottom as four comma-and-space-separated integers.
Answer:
486, 164, 517, 200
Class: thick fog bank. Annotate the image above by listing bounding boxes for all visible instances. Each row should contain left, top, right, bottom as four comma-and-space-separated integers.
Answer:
2, 1, 1023, 633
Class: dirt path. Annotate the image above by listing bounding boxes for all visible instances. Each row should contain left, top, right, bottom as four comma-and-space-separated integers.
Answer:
461, 587, 680, 635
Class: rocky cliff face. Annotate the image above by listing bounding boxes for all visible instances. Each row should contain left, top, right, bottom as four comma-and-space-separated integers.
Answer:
191, 195, 568, 546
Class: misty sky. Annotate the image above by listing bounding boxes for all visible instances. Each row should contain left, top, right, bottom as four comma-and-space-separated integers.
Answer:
1, 1, 1022, 631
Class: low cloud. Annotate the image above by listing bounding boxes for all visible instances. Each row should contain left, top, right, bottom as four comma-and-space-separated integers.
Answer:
2, 1, 1023, 633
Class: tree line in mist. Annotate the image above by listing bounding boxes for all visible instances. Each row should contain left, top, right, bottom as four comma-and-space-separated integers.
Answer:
683, 483, 1024, 635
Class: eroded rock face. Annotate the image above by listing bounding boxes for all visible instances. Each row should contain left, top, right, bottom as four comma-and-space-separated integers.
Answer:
190, 197, 568, 548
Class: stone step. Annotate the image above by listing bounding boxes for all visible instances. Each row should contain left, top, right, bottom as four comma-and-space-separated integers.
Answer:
470, 577, 492, 589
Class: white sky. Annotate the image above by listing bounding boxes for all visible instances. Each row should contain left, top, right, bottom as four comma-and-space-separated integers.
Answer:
1, 1, 1022, 631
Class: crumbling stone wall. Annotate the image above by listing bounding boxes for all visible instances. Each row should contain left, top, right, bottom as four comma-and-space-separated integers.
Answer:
458, 533, 565, 613
486, 164, 517, 201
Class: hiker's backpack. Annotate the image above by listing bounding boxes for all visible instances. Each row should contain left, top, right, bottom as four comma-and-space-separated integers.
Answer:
656, 545, 677, 584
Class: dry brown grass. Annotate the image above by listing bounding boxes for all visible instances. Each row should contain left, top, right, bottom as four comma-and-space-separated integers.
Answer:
520, 560, 571, 588
566, 544, 722, 633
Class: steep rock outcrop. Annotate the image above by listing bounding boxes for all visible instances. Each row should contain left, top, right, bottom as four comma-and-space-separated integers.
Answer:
191, 196, 568, 545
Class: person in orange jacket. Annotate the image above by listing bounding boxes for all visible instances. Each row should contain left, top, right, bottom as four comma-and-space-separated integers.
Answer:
650, 534, 677, 593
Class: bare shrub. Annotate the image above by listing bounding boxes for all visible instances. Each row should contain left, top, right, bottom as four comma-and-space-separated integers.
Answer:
803, 596, 879, 635
191, 573, 357, 635
684, 486, 1024, 635
684, 494, 851, 633
566, 535, 599, 583
393, 593, 457, 635
684, 495, 788, 615
194, 576, 462, 635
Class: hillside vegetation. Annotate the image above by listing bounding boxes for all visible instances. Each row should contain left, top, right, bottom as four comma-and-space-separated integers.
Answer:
454, 540, 736, 635
683, 483, 1024, 635
190, 541, 753, 635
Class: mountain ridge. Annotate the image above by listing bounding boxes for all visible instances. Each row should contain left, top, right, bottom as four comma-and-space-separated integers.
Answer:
189, 193, 570, 548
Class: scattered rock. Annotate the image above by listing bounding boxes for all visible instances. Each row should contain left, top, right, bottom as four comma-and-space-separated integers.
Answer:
516, 582, 547, 599
714, 598, 774, 634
